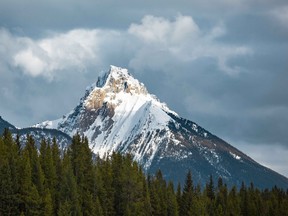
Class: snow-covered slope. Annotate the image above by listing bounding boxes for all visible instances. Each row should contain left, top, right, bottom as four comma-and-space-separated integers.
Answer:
0, 116, 71, 151
35, 66, 288, 189
35, 66, 177, 168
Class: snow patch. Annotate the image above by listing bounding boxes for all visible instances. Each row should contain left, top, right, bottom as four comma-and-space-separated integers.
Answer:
230, 152, 241, 160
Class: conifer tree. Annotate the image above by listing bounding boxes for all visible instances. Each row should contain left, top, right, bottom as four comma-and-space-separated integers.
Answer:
51, 137, 62, 212
40, 139, 57, 214
167, 181, 179, 216
227, 186, 240, 216
181, 170, 194, 216
148, 173, 162, 215
0, 159, 15, 215
0, 130, 20, 214
19, 150, 41, 215
94, 196, 104, 216
98, 155, 115, 216
25, 135, 45, 196
59, 151, 81, 215
42, 188, 53, 216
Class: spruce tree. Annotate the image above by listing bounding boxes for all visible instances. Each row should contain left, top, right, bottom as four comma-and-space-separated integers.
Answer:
59, 150, 81, 215
181, 170, 194, 216
167, 181, 178, 216
42, 189, 53, 216
19, 150, 41, 215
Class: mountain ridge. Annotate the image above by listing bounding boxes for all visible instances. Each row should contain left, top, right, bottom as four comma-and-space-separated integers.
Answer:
32, 65, 288, 189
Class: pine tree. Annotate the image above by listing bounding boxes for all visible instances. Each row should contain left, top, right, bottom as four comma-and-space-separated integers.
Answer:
69, 134, 96, 214
51, 137, 62, 213
181, 170, 194, 216
58, 200, 71, 216
40, 139, 57, 214
142, 175, 152, 216
227, 186, 240, 216
206, 175, 215, 200
98, 155, 115, 216
0, 159, 15, 215
205, 175, 215, 216
215, 177, 227, 215
176, 182, 182, 207
148, 173, 162, 216
94, 196, 104, 216
42, 189, 53, 216
25, 135, 45, 196
0, 131, 20, 214
167, 181, 178, 216
19, 150, 41, 215
59, 151, 81, 215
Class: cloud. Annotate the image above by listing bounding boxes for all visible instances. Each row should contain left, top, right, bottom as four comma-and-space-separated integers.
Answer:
128, 15, 252, 75
0, 15, 252, 81
128, 15, 200, 44
14, 49, 47, 77
270, 6, 288, 28
12, 29, 105, 80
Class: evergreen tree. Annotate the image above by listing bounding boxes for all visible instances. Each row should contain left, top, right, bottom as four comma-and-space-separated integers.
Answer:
215, 177, 227, 215
181, 170, 194, 216
19, 150, 41, 215
51, 137, 62, 213
167, 181, 178, 216
227, 185, 241, 216
25, 135, 45, 196
69, 134, 96, 214
0, 131, 20, 215
58, 200, 71, 216
148, 172, 162, 216
0, 158, 15, 215
59, 151, 81, 215
42, 189, 53, 216
98, 155, 115, 216
206, 175, 215, 200
94, 196, 104, 216
2, 129, 288, 215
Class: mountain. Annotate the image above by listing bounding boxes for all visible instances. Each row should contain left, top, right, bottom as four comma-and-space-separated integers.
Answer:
34, 66, 288, 189
0, 116, 16, 134
0, 116, 71, 150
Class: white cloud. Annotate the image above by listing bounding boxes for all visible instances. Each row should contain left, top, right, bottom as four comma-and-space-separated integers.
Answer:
11, 29, 104, 80
128, 15, 252, 75
0, 15, 252, 80
14, 49, 47, 77
128, 15, 200, 44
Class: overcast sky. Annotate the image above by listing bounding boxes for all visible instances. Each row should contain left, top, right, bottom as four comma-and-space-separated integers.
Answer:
1, 0, 288, 177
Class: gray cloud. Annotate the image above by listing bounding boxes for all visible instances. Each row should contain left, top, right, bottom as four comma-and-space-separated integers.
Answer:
0, 0, 288, 177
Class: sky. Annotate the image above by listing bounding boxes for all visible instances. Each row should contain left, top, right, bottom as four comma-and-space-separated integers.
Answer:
0, 0, 288, 177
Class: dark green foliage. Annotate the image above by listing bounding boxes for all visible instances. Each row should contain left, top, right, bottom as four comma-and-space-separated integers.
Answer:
0, 129, 288, 215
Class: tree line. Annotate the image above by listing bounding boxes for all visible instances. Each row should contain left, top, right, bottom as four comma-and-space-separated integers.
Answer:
0, 128, 288, 215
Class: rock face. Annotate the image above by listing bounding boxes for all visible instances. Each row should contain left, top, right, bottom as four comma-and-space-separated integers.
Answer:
33, 66, 288, 188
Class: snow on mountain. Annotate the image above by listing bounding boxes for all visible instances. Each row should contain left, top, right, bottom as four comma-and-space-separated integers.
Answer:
0, 116, 71, 151
34, 66, 288, 189
35, 66, 177, 168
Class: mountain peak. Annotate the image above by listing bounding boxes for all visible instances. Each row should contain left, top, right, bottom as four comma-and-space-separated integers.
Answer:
84, 66, 152, 112
33, 65, 288, 189
96, 65, 129, 88
91, 65, 148, 95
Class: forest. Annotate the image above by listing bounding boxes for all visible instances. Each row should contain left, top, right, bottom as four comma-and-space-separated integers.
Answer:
0, 128, 288, 216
